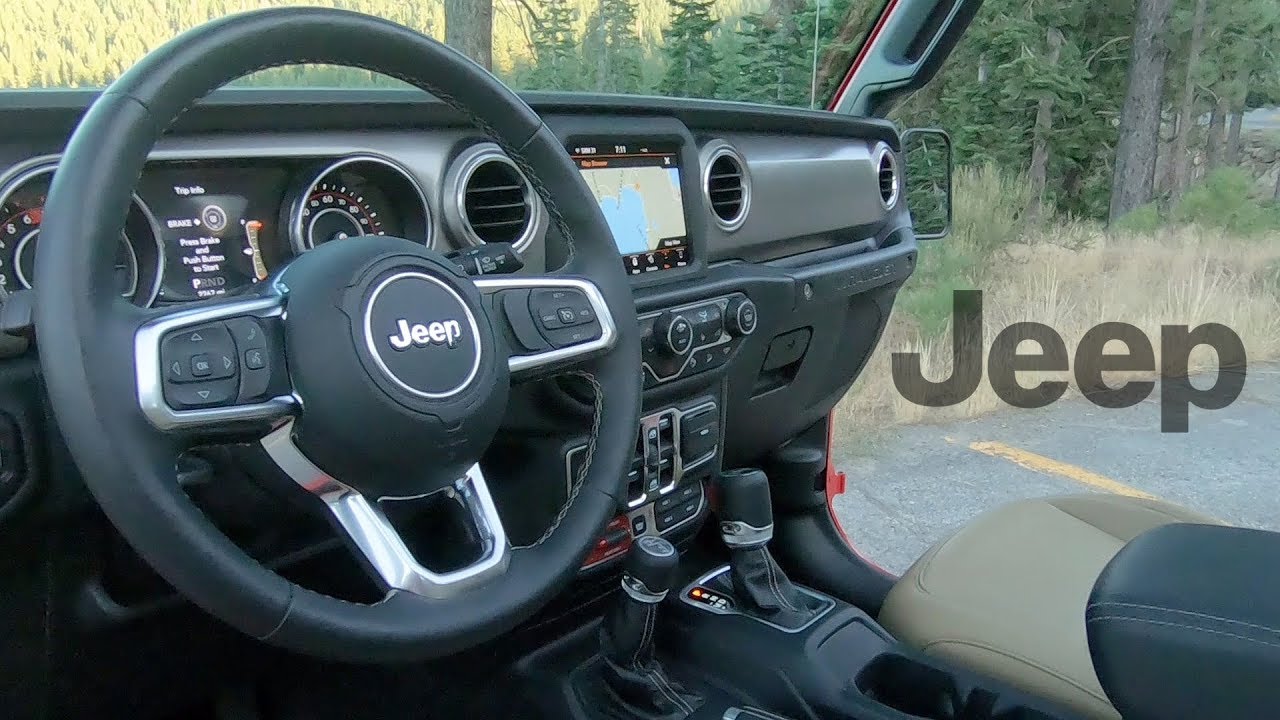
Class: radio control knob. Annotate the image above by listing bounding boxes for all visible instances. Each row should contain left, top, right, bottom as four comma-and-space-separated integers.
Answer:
654, 312, 694, 356
726, 297, 757, 336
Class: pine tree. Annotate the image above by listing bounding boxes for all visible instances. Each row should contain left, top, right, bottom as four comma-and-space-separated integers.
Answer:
660, 0, 719, 98
526, 0, 584, 91
585, 0, 645, 93
730, 11, 808, 106
1109, 0, 1176, 223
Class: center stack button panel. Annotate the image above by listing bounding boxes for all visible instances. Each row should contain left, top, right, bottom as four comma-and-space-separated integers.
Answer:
640, 293, 755, 387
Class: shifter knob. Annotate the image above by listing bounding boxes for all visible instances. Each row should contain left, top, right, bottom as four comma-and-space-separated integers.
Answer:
715, 468, 774, 547
623, 535, 679, 602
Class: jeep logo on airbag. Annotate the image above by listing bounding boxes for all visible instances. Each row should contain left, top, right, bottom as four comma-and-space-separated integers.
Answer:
388, 318, 464, 350
362, 271, 483, 400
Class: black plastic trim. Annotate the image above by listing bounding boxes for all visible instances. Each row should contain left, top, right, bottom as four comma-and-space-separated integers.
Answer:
0, 88, 900, 144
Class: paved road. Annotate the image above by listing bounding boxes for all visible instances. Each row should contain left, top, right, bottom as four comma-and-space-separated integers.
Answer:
829, 366, 1280, 574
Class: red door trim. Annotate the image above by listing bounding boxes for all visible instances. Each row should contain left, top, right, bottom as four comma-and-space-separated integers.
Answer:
826, 0, 902, 111
824, 413, 896, 578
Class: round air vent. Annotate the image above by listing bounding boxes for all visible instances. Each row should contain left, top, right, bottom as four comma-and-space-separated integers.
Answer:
701, 142, 751, 232
875, 144, 900, 209
447, 144, 540, 251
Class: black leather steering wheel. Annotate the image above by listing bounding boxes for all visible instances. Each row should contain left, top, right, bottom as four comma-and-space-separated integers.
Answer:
34, 8, 641, 662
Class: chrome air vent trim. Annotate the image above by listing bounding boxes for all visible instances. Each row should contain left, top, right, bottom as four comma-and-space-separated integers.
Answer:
445, 143, 540, 252
700, 141, 751, 232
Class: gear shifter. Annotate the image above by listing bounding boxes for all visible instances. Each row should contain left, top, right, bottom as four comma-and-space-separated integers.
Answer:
598, 535, 702, 718
715, 468, 825, 628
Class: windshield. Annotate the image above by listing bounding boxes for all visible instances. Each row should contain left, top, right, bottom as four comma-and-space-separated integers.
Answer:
2, 0, 881, 110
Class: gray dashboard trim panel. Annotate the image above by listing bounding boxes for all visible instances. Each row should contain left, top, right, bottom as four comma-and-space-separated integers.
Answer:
704, 134, 885, 262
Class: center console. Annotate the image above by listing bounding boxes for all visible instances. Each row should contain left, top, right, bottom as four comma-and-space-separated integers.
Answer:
529, 127, 1041, 719
524, 466, 1087, 720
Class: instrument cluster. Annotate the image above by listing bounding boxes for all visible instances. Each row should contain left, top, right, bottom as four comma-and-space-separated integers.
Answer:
0, 154, 431, 305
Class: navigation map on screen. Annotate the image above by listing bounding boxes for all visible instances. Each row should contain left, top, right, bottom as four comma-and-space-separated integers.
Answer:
572, 143, 690, 275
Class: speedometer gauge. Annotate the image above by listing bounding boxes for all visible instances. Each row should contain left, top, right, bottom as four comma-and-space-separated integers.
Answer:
289, 155, 431, 254
301, 179, 388, 247
0, 163, 163, 305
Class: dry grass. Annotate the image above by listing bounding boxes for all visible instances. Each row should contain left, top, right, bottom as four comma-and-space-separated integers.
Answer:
835, 223, 1280, 432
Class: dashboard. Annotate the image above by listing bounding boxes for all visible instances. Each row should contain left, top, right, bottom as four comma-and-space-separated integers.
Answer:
0, 92, 902, 317
0, 87, 916, 576
0, 89, 919, 717
0, 88, 917, 558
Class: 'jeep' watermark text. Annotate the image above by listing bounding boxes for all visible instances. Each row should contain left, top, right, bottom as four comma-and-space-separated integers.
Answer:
890, 291, 1246, 432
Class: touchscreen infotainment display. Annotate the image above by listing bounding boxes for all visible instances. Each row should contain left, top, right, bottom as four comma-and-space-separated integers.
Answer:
570, 143, 690, 275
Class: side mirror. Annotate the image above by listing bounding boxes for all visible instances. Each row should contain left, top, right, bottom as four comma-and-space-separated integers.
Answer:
902, 128, 953, 239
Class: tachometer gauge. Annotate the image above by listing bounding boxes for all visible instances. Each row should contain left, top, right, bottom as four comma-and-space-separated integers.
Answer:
0, 164, 163, 305
289, 155, 431, 254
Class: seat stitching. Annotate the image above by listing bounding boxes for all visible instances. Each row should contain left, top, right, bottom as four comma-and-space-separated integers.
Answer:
920, 638, 1113, 707
1087, 615, 1280, 651
913, 497, 1132, 595
1088, 602, 1280, 637
1046, 498, 1197, 540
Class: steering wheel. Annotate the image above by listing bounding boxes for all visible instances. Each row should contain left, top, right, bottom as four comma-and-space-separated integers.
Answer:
34, 8, 641, 662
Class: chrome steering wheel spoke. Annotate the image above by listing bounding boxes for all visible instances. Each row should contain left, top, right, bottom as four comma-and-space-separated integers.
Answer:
261, 422, 510, 598
474, 274, 617, 380
133, 288, 297, 435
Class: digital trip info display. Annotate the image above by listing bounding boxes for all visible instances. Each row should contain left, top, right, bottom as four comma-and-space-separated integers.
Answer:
139, 166, 289, 302
570, 143, 690, 275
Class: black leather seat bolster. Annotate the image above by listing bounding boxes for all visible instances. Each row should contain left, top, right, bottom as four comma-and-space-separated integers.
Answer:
1086, 523, 1280, 720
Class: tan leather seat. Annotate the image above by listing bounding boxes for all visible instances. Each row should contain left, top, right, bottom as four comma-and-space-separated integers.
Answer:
877, 494, 1220, 720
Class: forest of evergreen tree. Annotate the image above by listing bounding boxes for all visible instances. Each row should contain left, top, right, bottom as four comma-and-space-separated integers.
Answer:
3, 0, 1278, 221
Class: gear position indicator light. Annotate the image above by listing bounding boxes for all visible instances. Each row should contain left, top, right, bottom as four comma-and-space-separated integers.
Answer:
688, 587, 732, 610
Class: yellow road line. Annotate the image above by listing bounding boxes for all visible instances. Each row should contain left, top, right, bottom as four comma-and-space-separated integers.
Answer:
967, 440, 1158, 500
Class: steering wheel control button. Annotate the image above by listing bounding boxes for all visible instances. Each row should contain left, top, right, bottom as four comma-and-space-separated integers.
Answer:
191, 354, 212, 377
224, 316, 276, 401
528, 288, 602, 348
244, 349, 266, 370
726, 296, 757, 336
499, 290, 550, 352
158, 321, 245, 409
165, 378, 238, 409
543, 324, 602, 349
161, 323, 237, 385
205, 350, 237, 380
363, 271, 483, 399
537, 309, 563, 329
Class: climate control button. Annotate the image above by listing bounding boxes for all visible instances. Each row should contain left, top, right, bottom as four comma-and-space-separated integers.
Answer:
726, 297, 757, 336
654, 312, 694, 356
